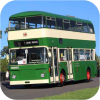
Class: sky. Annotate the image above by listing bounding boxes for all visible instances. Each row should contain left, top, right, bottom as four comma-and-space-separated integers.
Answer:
0, 0, 100, 56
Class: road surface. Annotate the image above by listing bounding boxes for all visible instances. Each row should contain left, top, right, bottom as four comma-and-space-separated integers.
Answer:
1, 77, 99, 99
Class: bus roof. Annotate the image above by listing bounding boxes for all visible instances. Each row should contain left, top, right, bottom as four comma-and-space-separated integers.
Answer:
9, 11, 92, 24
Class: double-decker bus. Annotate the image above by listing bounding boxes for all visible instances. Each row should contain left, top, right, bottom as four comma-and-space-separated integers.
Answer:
8, 11, 97, 86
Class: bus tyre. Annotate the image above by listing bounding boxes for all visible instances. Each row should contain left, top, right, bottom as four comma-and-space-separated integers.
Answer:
58, 73, 65, 87
86, 70, 91, 82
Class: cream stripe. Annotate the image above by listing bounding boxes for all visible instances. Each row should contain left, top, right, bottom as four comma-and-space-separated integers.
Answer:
8, 28, 95, 41
10, 79, 49, 85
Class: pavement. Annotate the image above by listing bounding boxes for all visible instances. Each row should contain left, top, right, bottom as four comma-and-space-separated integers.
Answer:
0, 77, 100, 99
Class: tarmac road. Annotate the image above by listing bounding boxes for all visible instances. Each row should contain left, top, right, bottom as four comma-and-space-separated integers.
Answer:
1, 77, 99, 99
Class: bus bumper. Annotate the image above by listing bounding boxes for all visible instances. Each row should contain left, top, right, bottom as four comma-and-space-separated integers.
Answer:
10, 79, 49, 85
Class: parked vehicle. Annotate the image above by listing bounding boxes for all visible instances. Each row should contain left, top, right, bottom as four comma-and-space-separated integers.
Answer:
0, 72, 6, 81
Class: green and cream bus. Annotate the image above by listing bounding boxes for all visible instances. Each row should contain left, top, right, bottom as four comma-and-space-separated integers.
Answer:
8, 11, 97, 86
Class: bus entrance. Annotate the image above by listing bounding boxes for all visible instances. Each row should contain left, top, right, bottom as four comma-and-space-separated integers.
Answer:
49, 47, 59, 83
66, 48, 73, 80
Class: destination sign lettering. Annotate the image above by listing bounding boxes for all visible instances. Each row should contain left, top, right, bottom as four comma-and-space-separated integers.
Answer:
14, 40, 39, 47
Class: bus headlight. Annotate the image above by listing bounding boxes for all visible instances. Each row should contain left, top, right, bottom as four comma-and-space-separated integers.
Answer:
12, 75, 16, 79
41, 73, 44, 77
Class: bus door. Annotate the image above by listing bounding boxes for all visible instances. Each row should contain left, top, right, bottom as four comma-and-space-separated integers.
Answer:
66, 48, 73, 80
49, 47, 59, 83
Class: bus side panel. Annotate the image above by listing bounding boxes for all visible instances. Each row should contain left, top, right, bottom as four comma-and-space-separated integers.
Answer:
80, 61, 87, 80
85, 61, 97, 78
72, 62, 81, 81
72, 61, 96, 81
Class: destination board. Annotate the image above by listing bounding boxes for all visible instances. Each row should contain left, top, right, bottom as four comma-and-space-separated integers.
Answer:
14, 40, 39, 47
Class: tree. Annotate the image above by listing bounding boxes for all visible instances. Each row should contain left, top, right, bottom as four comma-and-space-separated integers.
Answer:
0, 58, 8, 72
95, 53, 100, 77
0, 46, 9, 57
0, 27, 9, 57
4, 27, 9, 34
0, 30, 2, 38
95, 53, 100, 69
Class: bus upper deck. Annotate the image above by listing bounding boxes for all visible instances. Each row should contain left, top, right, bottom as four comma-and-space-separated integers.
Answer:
9, 11, 94, 34
8, 11, 96, 49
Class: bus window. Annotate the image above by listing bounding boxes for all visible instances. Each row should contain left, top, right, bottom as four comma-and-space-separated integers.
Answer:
26, 16, 45, 28
63, 19, 70, 31
85, 50, 90, 60
88, 24, 94, 34
10, 18, 25, 30
10, 21, 19, 30
10, 50, 17, 64
59, 49, 66, 61
80, 49, 85, 60
25, 17, 36, 29
20, 21, 25, 29
27, 23, 35, 29
27, 47, 48, 64
77, 22, 83, 32
91, 49, 93, 60
73, 49, 79, 61
46, 17, 56, 29
10, 49, 26, 64
82, 23, 89, 33
56, 18, 63, 30
70, 21, 76, 31
9, 16, 46, 30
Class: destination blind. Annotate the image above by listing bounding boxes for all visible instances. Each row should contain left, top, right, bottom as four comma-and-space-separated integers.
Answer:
14, 40, 39, 47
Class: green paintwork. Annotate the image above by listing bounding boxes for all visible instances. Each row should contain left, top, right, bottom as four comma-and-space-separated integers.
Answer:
72, 61, 97, 81
10, 64, 50, 82
10, 63, 49, 70
58, 62, 68, 81
10, 71, 20, 81
8, 37, 96, 49
10, 11, 92, 24
57, 61, 96, 82
9, 60, 97, 82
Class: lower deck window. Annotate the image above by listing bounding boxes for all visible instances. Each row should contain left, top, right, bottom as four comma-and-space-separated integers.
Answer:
59, 49, 66, 61
80, 49, 85, 60
73, 49, 79, 61
85, 50, 91, 60
73, 49, 94, 61
91, 50, 93, 60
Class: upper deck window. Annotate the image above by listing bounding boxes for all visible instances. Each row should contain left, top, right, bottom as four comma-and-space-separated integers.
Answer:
82, 23, 89, 33
88, 24, 94, 34
70, 20, 76, 31
76, 22, 83, 32
26, 16, 46, 28
56, 18, 63, 30
63, 19, 70, 31
9, 16, 46, 30
10, 18, 25, 30
46, 17, 56, 29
